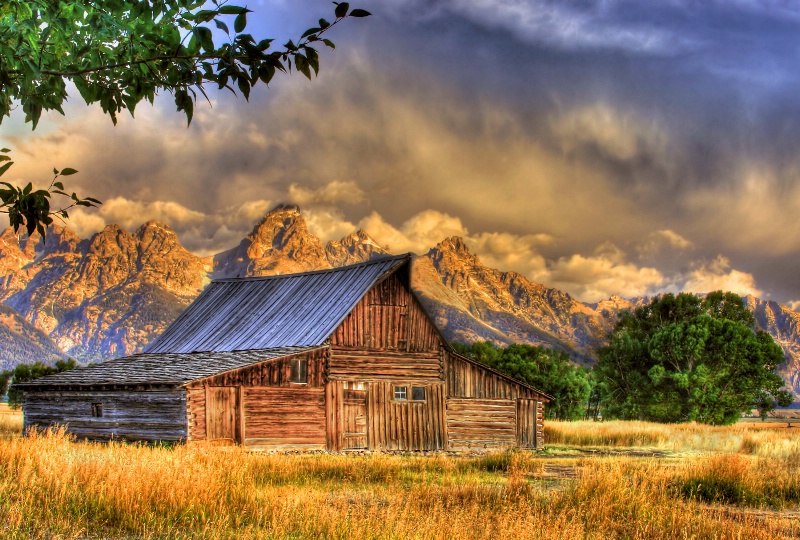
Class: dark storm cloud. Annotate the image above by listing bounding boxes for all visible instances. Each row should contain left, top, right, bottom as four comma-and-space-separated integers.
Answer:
3, 0, 800, 303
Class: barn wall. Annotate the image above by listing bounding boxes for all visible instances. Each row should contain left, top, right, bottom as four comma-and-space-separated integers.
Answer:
185, 349, 327, 447
446, 398, 516, 451
444, 351, 547, 451
331, 274, 441, 352
22, 389, 187, 442
328, 347, 443, 382
325, 380, 447, 452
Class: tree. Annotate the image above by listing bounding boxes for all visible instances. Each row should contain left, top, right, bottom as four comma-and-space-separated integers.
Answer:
1, 358, 77, 409
1, 1, 370, 128
0, 1, 369, 235
453, 341, 591, 420
594, 291, 793, 424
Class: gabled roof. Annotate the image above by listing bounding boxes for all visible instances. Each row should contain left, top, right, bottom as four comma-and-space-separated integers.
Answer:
145, 255, 411, 354
14, 346, 321, 389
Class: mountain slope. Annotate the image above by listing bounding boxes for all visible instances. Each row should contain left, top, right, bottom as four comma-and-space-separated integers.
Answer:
0, 205, 798, 401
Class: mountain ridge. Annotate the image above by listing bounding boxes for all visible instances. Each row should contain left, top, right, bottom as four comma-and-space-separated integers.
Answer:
0, 205, 797, 400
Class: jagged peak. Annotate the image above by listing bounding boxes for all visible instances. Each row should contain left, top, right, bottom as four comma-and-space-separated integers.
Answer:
134, 220, 178, 242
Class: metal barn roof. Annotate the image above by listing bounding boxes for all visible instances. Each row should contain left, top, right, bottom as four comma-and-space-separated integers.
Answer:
144, 255, 411, 354
14, 347, 321, 388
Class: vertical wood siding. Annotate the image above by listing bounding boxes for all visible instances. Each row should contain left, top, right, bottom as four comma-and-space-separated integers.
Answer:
331, 274, 440, 352
325, 380, 447, 452
516, 399, 538, 449
22, 390, 187, 442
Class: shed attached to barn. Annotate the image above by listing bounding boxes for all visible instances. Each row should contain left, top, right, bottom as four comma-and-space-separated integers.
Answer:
17, 255, 551, 451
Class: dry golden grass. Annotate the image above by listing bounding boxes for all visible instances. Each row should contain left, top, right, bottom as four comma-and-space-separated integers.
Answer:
0, 416, 797, 538
546, 419, 800, 457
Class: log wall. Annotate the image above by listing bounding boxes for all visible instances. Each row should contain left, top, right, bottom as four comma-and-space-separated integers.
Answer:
446, 398, 516, 451
244, 387, 326, 450
185, 348, 327, 446
444, 351, 548, 451
22, 389, 187, 442
328, 347, 443, 383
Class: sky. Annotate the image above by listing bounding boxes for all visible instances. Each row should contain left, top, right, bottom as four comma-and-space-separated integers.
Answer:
2, 0, 800, 307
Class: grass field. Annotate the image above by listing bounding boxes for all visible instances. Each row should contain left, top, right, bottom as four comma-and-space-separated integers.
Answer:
0, 411, 798, 539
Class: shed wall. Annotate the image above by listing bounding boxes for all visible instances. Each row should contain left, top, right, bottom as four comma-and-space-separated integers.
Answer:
185, 348, 327, 449
22, 389, 187, 442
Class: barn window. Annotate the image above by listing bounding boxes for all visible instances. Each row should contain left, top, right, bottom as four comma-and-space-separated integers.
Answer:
394, 386, 407, 400
411, 387, 426, 401
290, 358, 308, 384
91, 403, 103, 417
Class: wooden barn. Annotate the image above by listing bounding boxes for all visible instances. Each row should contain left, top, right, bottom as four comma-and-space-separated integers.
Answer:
17, 255, 551, 451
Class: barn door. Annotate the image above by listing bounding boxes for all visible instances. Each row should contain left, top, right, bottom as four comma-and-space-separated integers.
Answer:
342, 386, 368, 449
206, 386, 241, 444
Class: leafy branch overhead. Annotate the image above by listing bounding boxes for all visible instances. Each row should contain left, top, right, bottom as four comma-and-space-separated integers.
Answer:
0, 149, 100, 239
1, 1, 371, 128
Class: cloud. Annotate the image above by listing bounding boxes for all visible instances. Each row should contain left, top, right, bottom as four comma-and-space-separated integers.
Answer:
302, 207, 358, 243
357, 210, 468, 254
545, 244, 666, 302
638, 229, 693, 259
788, 300, 800, 312
380, 0, 685, 53
680, 256, 762, 298
464, 232, 552, 280
552, 103, 669, 162
288, 180, 366, 205
67, 197, 276, 257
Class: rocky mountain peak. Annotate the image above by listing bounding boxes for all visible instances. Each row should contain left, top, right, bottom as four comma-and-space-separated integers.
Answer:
213, 205, 329, 277
427, 236, 481, 272
41, 224, 83, 255
325, 229, 391, 267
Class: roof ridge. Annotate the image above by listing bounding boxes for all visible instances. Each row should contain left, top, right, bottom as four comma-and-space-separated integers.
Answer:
211, 253, 411, 283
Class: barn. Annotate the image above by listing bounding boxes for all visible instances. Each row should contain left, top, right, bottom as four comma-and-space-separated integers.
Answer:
17, 255, 551, 452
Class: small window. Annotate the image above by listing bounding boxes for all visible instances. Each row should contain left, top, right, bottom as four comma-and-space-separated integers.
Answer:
394, 386, 407, 400
290, 358, 308, 384
411, 387, 426, 401
91, 403, 103, 417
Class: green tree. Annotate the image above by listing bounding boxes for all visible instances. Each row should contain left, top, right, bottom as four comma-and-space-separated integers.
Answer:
0, 1, 369, 235
595, 291, 793, 424
1, 1, 370, 128
453, 341, 591, 420
2, 358, 77, 409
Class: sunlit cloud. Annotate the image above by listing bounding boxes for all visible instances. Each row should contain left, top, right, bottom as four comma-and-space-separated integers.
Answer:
680, 256, 763, 298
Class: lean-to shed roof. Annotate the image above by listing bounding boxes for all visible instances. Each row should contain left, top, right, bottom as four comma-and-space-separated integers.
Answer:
145, 254, 411, 354
14, 346, 321, 389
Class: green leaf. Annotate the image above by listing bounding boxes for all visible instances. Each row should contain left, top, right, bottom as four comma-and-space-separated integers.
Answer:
335, 2, 349, 18
322, 39, 335, 49
349, 9, 371, 17
234, 12, 247, 33
53, 182, 64, 190
0, 162, 13, 177
219, 6, 249, 15
60, 168, 78, 176
214, 19, 229, 34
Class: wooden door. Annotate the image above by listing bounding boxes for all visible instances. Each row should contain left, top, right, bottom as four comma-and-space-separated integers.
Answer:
342, 388, 368, 449
206, 386, 240, 443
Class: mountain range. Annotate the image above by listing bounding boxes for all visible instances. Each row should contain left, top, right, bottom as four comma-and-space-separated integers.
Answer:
0, 205, 798, 400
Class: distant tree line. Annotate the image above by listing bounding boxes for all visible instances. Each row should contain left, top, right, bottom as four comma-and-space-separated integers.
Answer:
454, 291, 794, 426
452, 341, 591, 421
0, 359, 76, 409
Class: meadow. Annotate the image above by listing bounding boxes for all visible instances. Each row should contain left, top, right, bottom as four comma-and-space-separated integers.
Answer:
0, 409, 798, 539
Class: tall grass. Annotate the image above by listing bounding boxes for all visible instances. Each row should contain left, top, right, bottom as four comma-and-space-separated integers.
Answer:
546, 420, 800, 457
0, 427, 796, 539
